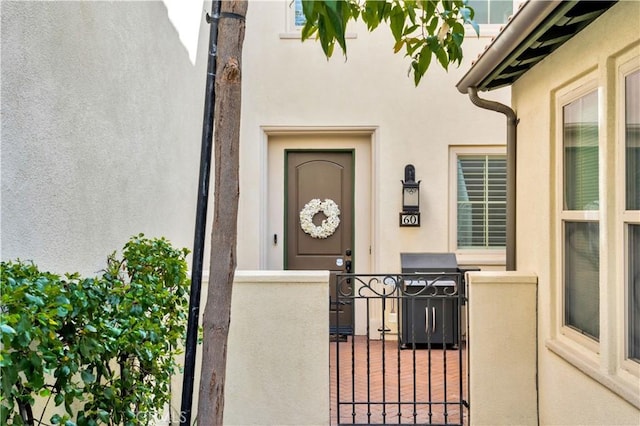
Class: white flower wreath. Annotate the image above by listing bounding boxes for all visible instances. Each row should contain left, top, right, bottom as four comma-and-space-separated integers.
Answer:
299, 198, 341, 239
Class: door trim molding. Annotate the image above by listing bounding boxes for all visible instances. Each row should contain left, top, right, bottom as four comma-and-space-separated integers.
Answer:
260, 126, 378, 275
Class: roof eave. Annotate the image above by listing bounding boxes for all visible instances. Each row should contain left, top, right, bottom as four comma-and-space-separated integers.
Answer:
456, 0, 564, 94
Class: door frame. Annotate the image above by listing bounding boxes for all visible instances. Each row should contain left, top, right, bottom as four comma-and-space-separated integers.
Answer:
261, 126, 378, 335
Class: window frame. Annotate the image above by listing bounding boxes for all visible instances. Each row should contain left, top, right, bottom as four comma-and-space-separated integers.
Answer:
449, 145, 507, 267
617, 54, 640, 378
554, 76, 601, 353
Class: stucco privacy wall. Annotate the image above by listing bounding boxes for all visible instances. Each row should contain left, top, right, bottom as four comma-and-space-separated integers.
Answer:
238, 1, 511, 273
1, 1, 207, 275
467, 271, 538, 425
512, 2, 640, 424
167, 271, 330, 426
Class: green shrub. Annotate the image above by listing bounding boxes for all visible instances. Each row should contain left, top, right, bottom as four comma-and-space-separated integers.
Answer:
0, 234, 190, 425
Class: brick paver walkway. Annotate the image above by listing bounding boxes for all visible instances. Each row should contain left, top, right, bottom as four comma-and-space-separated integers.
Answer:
330, 335, 468, 425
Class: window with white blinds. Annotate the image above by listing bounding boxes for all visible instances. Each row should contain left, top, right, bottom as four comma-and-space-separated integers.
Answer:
456, 155, 506, 249
561, 88, 600, 341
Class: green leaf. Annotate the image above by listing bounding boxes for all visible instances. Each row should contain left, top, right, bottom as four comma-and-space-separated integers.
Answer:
98, 410, 110, 422
393, 39, 404, 54
435, 44, 449, 69
55, 295, 71, 305
1, 365, 18, 396
389, 5, 405, 41
0, 324, 16, 335
59, 365, 71, 377
418, 45, 433, 76
302, 0, 316, 20
81, 369, 96, 384
25, 293, 45, 307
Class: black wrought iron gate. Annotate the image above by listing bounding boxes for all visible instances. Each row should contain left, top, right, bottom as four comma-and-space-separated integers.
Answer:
331, 273, 468, 425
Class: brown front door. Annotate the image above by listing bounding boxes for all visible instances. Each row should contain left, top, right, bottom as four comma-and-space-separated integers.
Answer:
286, 150, 354, 334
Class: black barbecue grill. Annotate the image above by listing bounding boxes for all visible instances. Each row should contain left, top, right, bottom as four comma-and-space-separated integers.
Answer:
399, 253, 478, 347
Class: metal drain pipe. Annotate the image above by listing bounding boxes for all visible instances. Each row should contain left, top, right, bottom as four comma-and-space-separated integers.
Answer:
180, 1, 222, 424
467, 87, 518, 271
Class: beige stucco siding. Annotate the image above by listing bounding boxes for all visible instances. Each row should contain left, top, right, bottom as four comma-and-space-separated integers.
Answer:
1, 1, 208, 275
512, 1, 640, 423
238, 1, 510, 273
2, 0, 510, 276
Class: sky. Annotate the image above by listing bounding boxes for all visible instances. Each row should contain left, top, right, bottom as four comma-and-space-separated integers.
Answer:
163, 0, 204, 64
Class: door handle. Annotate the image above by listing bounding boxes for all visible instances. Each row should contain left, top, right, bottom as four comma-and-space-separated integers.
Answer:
432, 307, 436, 334
425, 307, 430, 335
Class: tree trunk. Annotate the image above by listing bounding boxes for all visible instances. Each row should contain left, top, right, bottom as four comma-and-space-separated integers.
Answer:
197, 1, 247, 425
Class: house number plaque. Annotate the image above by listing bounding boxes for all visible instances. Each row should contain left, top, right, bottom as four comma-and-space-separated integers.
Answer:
399, 212, 420, 227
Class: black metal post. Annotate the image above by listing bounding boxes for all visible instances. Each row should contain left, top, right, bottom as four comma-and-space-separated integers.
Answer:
180, 1, 222, 424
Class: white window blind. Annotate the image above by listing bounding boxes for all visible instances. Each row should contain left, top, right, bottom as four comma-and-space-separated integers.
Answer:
457, 155, 506, 249
626, 69, 640, 211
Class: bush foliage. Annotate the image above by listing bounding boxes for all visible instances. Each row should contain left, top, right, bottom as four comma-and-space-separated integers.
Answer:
0, 235, 190, 425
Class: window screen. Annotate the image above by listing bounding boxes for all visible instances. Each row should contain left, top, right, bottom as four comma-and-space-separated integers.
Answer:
564, 221, 600, 340
564, 90, 599, 211
629, 224, 640, 361
562, 89, 600, 340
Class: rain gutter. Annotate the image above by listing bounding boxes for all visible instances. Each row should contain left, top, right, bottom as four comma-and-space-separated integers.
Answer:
456, 0, 564, 94
456, 1, 565, 271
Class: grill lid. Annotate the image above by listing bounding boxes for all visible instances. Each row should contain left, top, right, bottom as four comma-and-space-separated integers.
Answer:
400, 253, 459, 273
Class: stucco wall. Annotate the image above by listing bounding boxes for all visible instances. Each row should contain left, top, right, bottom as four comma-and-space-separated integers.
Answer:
168, 271, 330, 426
1, 1, 207, 275
238, 1, 510, 274
467, 272, 538, 425
512, 1, 640, 424
2, 0, 509, 275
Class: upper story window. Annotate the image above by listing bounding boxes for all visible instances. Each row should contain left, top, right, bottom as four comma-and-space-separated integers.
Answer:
285, 0, 515, 37
467, 0, 513, 25
294, 0, 306, 27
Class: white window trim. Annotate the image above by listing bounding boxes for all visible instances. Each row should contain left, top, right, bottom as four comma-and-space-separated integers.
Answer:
547, 55, 640, 410
448, 145, 506, 267
552, 72, 601, 352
